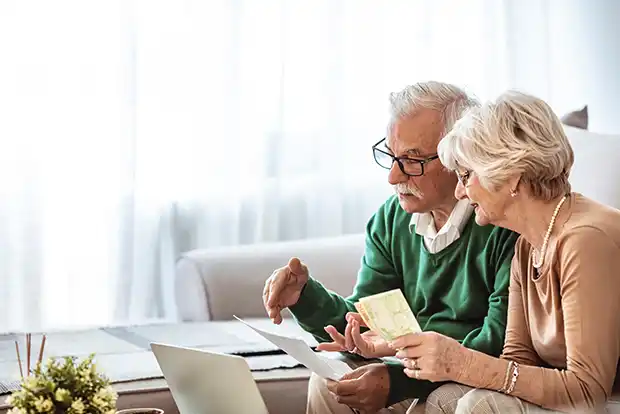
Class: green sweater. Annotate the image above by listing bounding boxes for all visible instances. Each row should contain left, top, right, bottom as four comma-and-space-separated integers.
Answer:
290, 195, 518, 406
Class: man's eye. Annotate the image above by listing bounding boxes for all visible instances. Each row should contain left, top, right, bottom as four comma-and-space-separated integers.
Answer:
402, 159, 419, 165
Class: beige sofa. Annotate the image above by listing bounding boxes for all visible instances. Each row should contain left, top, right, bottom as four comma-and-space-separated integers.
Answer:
173, 125, 620, 413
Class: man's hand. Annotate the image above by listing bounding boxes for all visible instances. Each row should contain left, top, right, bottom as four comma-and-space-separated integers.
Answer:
263, 257, 309, 324
326, 363, 390, 413
316, 312, 395, 359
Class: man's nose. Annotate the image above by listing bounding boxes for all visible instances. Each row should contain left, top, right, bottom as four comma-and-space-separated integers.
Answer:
387, 161, 407, 185
454, 180, 468, 200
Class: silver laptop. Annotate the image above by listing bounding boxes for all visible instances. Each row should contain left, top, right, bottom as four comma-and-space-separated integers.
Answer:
151, 342, 269, 414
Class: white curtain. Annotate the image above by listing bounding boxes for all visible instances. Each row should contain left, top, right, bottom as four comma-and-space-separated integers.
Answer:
0, 0, 590, 332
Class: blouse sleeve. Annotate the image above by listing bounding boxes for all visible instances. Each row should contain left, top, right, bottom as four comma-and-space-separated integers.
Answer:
500, 241, 544, 366
507, 226, 620, 412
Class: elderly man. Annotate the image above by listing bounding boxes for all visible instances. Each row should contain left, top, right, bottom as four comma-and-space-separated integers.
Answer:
262, 81, 519, 414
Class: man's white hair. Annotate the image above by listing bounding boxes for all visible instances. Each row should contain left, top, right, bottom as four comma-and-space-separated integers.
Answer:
437, 90, 574, 201
388, 81, 480, 137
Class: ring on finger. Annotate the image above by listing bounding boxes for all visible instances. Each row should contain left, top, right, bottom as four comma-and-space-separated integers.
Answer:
411, 358, 418, 370
414, 369, 420, 379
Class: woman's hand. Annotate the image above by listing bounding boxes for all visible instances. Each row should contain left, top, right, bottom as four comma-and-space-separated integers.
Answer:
316, 312, 396, 359
389, 331, 469, 383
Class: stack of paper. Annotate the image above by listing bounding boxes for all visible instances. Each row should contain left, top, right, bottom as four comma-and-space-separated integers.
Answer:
355, 289, 421, 341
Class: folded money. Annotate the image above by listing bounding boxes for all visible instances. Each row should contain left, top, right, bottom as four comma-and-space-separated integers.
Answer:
354, 301, 380, 333
355, 289, 421, 341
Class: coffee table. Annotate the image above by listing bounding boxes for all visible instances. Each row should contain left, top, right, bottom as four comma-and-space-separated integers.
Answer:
0, 319, 317, 414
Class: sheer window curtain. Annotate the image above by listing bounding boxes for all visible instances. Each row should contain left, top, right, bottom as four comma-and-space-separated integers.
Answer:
0, 0, 565, 332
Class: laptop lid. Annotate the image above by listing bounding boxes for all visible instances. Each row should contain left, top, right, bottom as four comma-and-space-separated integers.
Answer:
151, 342, 269, 414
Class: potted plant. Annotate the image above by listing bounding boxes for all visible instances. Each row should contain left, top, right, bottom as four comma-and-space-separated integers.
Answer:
7, 353, 118, 414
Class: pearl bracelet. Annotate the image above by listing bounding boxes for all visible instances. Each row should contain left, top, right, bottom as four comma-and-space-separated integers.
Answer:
506, 362, 520, 394
499, 361, 520, 394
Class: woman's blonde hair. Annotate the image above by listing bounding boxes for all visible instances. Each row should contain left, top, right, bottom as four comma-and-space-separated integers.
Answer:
437, 90, 574, 201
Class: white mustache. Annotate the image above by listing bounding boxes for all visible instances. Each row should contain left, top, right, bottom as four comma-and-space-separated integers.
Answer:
393, 183, 422, 198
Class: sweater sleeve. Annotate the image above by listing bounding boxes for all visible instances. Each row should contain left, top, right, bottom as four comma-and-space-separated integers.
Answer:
500, 238, 544, 366
289, 200, 402, 343
460, 228, 517, 356
491, 227, 620, 412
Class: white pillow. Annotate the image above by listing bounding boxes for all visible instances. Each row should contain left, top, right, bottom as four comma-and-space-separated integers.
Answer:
564, 125, 620, 209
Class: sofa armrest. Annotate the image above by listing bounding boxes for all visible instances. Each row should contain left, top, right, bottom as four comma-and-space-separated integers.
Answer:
174, 253, 212, 321
174, 234, 365, 321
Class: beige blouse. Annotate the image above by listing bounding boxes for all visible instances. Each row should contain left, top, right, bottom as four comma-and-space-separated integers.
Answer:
501, 193, 620, 411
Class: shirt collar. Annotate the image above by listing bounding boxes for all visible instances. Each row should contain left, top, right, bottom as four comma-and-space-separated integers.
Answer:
409, 198, 474, 237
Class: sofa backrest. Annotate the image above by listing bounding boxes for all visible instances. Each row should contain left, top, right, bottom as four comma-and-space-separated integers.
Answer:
175, 126, 620, 322
564, 125, 620, 209
175, 234, 365, 321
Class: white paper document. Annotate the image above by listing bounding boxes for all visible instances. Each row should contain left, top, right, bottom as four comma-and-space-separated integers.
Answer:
234, 316, 352, 381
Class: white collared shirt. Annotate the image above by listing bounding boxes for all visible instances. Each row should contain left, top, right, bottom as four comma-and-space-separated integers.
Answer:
409, 199, 474, 253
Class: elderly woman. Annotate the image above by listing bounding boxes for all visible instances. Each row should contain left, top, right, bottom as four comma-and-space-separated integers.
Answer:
388, 90, 620, 413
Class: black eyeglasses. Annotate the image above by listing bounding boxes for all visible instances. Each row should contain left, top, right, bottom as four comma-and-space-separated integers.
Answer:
372, 137, 439, 177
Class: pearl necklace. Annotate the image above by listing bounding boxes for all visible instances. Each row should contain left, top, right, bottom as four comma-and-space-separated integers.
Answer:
532, 194, 568, 269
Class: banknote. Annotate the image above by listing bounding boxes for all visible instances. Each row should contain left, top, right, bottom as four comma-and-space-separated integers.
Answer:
356, 289, 421, 341
353, 301, 380, 333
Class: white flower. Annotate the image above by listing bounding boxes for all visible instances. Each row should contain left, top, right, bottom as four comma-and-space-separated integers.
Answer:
55, 388, 71, 403
95, 386, 117, 402
23, 376, 39, 389
91, 395, 105, 409
69, 398, 85, 414
34, 396, 53, 413
91, 388, 115, 410
79, 371, 93, 387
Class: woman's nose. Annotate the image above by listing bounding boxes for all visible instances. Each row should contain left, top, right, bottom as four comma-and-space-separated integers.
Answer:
455, 180, 468, 200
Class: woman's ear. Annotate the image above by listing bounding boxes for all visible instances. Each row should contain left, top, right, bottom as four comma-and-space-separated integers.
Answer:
507, 175, 522, 197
